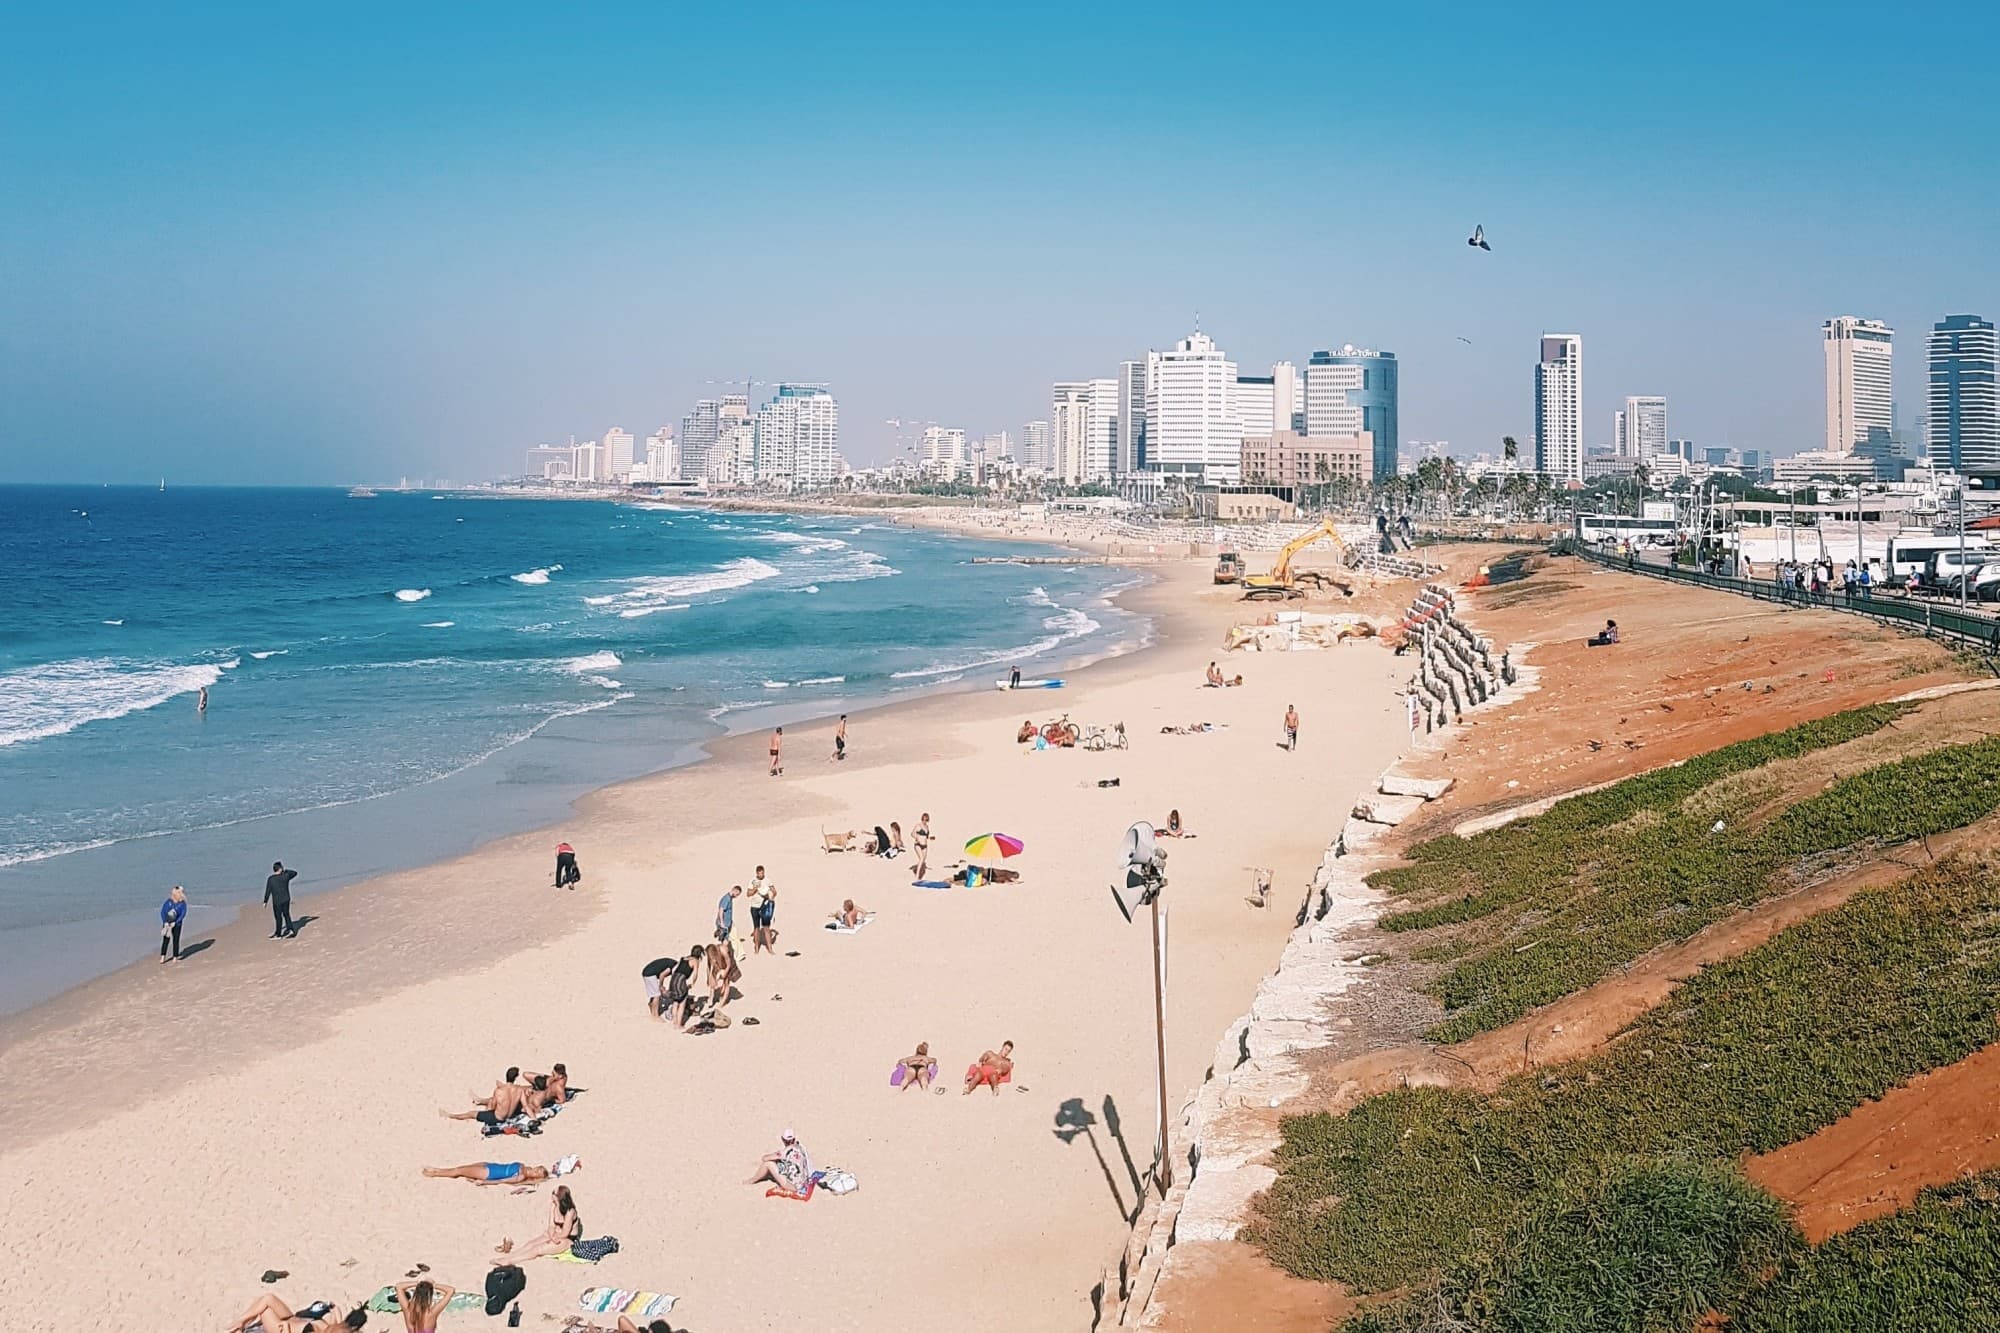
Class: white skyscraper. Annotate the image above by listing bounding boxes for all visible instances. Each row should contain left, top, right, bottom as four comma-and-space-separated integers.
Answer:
1304, 359, 1365, 436
920, 425, 969, 481
603, 427, 635, 481
1050, 383, 1091, 485
1271, 360, 1301, 433
1824, 316, 1894, 454
1143, 330, 1242, 484
753, 385, 839, 488
1235, 374, 1277, 439
1535, 334, 1584, 482
1622, 396, 1667, 460
644, 428, 675, 482
1021, 420, 1050, 471
679, 400, 723, 481
573, 438, 601, 483
1083, 377, 1118, 481
1117, 360, 1147, 475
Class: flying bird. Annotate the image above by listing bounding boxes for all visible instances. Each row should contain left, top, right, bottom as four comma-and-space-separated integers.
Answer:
1455, 336, 1472, 345
1468, 224, 1491, 251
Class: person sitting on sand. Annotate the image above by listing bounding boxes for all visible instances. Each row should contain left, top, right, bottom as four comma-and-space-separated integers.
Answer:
747, 1130, 812, 1194
1163, 808, 1194, 838
494, 1184, 581, 1263
890, 821, 906, 853
393, 1279, 457, 1333
1016, 719, 1038, 744
422, 1160, 553, 1185
442, 1069, 528, 1125
1204, 661, 1224, 687
963, 1041, 1014, 1095
225, 1293, 367, 1332
834, 899, 867, 928
1586, 618, 1620, 647
897, 1041, 935, 1092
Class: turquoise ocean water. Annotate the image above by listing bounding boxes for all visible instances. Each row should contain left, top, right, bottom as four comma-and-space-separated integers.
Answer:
0, 486, 1144, 1011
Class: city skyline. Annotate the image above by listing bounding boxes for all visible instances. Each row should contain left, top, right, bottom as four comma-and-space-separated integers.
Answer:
4, 7, 1998, 484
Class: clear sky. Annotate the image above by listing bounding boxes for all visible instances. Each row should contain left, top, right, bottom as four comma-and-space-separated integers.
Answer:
4, 3, 1997, 484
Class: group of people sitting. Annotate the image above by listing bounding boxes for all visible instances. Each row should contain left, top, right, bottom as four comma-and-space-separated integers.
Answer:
441, 1065, 573, 1129
893, 1039, 1015, 1095
859, 822, 905, 856
1016, 718, 1079, 747
1203, 661, 1245, 688
642, 943, 741, 1031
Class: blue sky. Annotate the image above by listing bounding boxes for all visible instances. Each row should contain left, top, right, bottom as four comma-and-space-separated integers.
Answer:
4, 3, 1997, 483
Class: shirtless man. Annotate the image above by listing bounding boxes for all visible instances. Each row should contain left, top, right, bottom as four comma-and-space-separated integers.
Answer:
441, 1068, 528, 1126
768, 726, 783, 776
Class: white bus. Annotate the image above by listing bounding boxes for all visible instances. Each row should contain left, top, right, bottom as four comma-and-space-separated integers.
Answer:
1575, 513, 1680, 546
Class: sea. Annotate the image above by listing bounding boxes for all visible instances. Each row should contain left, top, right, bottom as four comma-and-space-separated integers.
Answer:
0, 486, 1146, 1013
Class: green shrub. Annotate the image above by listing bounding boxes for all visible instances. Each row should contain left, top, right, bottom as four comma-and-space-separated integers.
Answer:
1724, 1173, 2000, 1332
1386, 726, 2000, 1044
1249, 863, 2000, 1295
1348, 1157, 1801, 1333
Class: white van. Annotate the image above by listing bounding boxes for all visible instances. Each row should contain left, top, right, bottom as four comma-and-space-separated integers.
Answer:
1886, 535, 1996, 585
1929, 547, 1995, 590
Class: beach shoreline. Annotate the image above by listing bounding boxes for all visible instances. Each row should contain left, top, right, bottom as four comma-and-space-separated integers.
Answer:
0, 554, 1413, 1333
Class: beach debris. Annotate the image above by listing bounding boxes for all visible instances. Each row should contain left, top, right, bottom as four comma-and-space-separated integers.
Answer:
1378, 772, 1454, 800
263, 1271, 290, 1284
1712, 820, 1727, 833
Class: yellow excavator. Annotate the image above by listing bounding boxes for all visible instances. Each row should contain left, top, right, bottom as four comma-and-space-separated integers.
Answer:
1240, 518, 1355, 600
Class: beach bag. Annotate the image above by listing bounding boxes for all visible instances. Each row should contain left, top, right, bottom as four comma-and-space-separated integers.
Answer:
820, 1168, 858, 1195
485, 1265, 527, 1316
570, 1235, 621, 1263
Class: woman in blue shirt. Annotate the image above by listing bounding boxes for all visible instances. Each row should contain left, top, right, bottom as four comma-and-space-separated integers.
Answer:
159, 885, 188, 963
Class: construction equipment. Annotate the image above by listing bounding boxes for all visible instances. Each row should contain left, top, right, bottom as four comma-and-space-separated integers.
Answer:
1240, 519, 1356, 600
1213, 550, 1244, 584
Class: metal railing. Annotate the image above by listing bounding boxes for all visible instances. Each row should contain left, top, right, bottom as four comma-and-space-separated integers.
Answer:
1559, 541, 2000, 654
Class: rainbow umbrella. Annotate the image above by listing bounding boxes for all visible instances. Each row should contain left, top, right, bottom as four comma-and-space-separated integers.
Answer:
964, 832, 1025, 859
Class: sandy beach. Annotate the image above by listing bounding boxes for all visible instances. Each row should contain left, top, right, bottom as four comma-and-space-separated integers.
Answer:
0, 560, 1409, 1332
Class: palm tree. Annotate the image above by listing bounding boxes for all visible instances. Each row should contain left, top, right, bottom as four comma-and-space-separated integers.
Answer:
1502, 435, 1519, 465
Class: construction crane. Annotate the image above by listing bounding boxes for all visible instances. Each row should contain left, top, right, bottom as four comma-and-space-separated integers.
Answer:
1240, 518, 1355, 600
701, 378, 770, 403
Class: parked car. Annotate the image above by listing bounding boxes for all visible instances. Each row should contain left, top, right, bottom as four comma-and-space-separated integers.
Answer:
1927, 548, 1996, 591
1940, 561, 2000, 602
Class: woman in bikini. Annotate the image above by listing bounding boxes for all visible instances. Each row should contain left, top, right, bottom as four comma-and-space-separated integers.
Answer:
834, 899, 867, 928
224, 1294, 367, 1332
494, 1184, 581, 1262
421, 1161, 551, 1185
393, 1280, 457, 1333
896, 1041, 934, 1092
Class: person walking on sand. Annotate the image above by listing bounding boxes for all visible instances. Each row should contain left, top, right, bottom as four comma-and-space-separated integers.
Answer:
769, 726, 784, 776
748, 865, 778, 955
832, 714, 847, 762
716, 884, 742, 944
1283, 704, 1299, 752
264, 860, 298, 938
159, 885, 188, 963
911, 812, 933, 881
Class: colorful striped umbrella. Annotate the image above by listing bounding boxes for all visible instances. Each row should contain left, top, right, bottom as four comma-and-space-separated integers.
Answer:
964, 832, 1025, 859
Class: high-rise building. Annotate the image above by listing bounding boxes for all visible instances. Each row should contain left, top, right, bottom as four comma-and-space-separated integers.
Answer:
679, 400, 723, 482
1050, 383, 1092, 486
1117, 360, 1147, 475
1824, 316, 1894, 454
1271, 361, 1302, 433
1144, 330, 1242, 484
1535, 334, 1584, 482
1235, 374, 1277, 439
1306, 347, 1399, 481
1928, 315, 1998, 470
644, 428, 675, 482
753, 385, 839, 488
603, 427, 635, 481
920, 425, 969, 481
1618, 396, 1667, 459
1020, 420, 1050, 471
1084, 377, 1118, 481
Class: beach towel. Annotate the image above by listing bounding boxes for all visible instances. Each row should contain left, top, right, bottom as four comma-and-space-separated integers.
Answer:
578, 1288, 679, 1320
766, 1171, 821, 1202
366, 1287, 484, 1315
824, 914, 875, 933
912, 880, 952, 890
482, 1099, 564, 1137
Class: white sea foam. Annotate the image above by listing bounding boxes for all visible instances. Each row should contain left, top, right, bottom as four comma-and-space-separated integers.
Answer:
586, 675, 622, 690
421, 621, 455, 628
248, 650, 288, 660
754, 530, 848, 553
0, 656, 235, 749
797, 675, 846, 686
762, 680, 791, 690
511, 567, 553, 585
800, 585, 820, 594
564, 651, 623, 675
586, 557, 780, 616
890, 601, 1100, 680
394, 588, 432, 602
101, 619, 124, 626
583, 595, 618, 606
514, 622, 555, 634
618, 603, 690, 619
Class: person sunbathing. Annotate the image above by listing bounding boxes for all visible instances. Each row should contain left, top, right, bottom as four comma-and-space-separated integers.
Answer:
747, 1130, 812, 1194
443, 1068, 529, 1125
493, 1184, 581, 1263
897, 1041, 935, 1092
963, 1041, 1015, 1095
393, 1279, 457, 1333
833, 899, 868, 928
522, 1063, 571, 1112
224, 1293, 367, 1332
615, 1318, 677, 1333
422, 1160, 552, 1185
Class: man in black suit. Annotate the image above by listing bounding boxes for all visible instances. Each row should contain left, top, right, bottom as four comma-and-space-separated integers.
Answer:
264, 860, 298, 939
